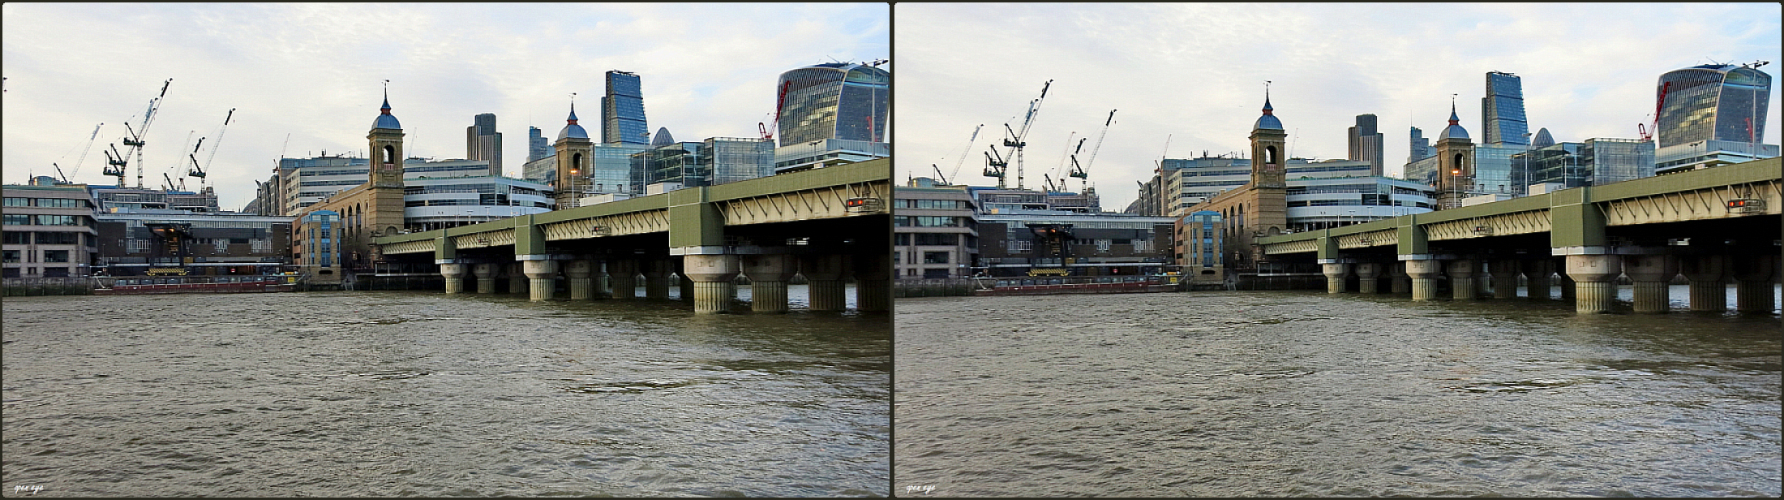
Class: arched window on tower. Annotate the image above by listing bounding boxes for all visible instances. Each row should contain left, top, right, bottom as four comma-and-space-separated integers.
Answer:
383, 145, 397, 170
1265, 146, 1278, 166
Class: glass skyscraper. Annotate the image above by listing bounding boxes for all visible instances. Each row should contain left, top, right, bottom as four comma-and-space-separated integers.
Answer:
1655, 64, 1771, 149
1482, 71, 1529, 146
602, 70, 650, 145
776, 62, 889, 147
527, 126, 549, 163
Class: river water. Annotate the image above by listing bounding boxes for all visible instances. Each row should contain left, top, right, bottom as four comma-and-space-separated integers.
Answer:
895, 285, 1781, 497
2, 286, 889, 497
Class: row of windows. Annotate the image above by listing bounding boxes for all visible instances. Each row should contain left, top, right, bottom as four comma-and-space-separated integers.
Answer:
4, 197, 91, 208
1, 248, 74, 263
3, 231, 88, 245
894, 216, 969, 228
2, 214, 91, 226
895, 199, 973, 210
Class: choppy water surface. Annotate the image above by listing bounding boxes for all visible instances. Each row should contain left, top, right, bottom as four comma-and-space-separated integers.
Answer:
895, 286, 1781, 497
3, 288, 888, 497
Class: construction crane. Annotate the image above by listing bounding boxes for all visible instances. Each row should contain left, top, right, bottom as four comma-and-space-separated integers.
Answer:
1051, 132, 1080, 186
103, 78, 172, 188
58, 123, 105, 182
759, 81, 794, 142
983, 144, 1009, 186
190, 108, 234, 187
1069, 109, 1117, 190
985, 79, 1052, 189
1638, 81, 1671, 142
942, 123, 984, 186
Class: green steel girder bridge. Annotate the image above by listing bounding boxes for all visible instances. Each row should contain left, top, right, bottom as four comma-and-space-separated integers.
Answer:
372, 159, 891, 314
1256, 157, 1781, 314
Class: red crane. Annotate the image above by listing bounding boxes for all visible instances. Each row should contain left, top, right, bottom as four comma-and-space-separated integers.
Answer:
1638, 81, 1670, 142
759, 80, 793, 141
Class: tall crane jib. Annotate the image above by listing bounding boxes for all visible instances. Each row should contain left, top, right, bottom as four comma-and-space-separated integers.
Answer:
997, 79, 1052, 190
192, 108, 235, 181
1071, 109, 1117, 188
945, 123, 983, 186
106, 78, 173, 188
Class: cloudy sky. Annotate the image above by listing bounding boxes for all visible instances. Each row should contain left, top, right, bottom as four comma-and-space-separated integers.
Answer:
894, 3, 1783, 211
3, 3, 888, 210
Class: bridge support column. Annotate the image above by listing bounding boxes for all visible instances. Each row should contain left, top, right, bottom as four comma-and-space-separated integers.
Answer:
678, 272, 696, 303
1446, 259, 1477, 300
742, 254, 796, 313
522, 259, 558, 302
1523, 258, 1554, 300
854, 252, 892, 312
1623, 253, 1677, 313
507, 263, 527, 295
473, 263, 497, 294
801, 254, 849, 311
1680, 254, 1728, 312
1354, 263, 1382, 294
1322, 263, 1351, 294
566, 259, 594, 301
440, 263, 467, 294
609, 258, 639, 299
682, 254, 739, 314
643, 258, 672, 300
1558, 257, 1575, 302
1732, 254, 1778, 313
1406, 259, 1442, 301
1388, 261, 1410, 294
1489, 259, 1521, 299
1565, 254, 1620, 314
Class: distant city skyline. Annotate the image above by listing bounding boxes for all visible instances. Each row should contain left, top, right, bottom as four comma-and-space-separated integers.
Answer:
894, 3, 1782, 211
1, 3, 888, 210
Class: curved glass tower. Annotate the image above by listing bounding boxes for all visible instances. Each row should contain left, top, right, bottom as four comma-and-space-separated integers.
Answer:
1655, 64, 1771, 149
776, 62, 889, 147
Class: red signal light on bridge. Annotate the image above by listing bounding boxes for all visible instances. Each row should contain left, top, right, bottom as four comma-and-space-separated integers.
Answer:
845, 197, 884, 213
1726, 198, 1763, 213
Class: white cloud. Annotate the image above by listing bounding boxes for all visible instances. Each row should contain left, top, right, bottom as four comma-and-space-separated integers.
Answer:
3, 3, 888, 210
894, 3, 1782, 212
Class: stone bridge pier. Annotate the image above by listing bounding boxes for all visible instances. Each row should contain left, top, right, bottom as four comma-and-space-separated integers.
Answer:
1564, 254, 1620, 314
1322, 262, 1350, 294
609, 258, 639, 299
1354, 262, 1382, 294
742, 254, 796, 313
682, 254, 739, 314
1489, 259, 1521, 299
1622, 253, 1677, 313
440, 262, 467, 294
801, 254, 850, 311
474, 263, 498, 294
1732, 254, 1778, 313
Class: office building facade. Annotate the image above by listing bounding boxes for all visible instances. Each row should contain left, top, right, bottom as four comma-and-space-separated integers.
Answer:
602, 70, 650, 145
466, 113, 502, 176
1653, 64, 1775, 173
776, 62, 889, 147
894, 180, 980, 279
527, 126, 550, 163
1482, 71, 1529, 146
1348, 114, 1385, 176
2, 182, 100, 278
1409, 126, 1432, 164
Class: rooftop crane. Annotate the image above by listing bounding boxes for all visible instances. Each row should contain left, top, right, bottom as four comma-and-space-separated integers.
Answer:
113, 78, 172, 188
1069, 109, 1117, 190
190, 108, 235, 187
985, 79, 1052, 189
943, 123, 984, 186
759, 81, 794, 142
1051, 132, 1080, 185
984, 144, 1009, 186
1638, 81, 1670, 142
60, 123, 105, 182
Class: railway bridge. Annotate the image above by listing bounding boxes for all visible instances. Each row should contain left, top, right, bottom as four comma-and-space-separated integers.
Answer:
1257, 157, 1781, 314
372, 159, 890, 314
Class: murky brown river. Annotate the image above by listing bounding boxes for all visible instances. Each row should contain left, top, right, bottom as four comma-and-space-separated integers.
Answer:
3, 287, 889, 497
895, 286, 1781, 497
